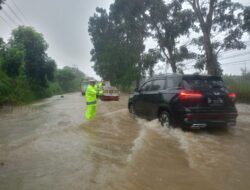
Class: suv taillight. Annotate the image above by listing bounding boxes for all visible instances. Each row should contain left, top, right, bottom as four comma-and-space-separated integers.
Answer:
228, 93, 236, 102
178, 90, 203, 101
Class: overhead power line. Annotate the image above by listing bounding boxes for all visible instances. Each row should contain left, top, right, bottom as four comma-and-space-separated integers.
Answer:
0, 14, 13, 28
219, 51, 250, 61
10, 0, 30, 25
222, 59, 249, 66
2, 8, 19, 26
181, 58, 249, 70
182, 51, 250, 66
5, 2, 25, 25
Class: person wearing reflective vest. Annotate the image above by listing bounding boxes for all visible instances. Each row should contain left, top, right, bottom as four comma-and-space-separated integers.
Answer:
85, 80, 98, 120
95, 80, 104, 98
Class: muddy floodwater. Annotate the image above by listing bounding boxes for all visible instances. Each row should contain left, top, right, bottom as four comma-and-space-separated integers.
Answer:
0, 93, 250, 190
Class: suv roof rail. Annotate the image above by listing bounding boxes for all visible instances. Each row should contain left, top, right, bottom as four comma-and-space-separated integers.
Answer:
143, 73, 182, 81
152, 73, 182, 77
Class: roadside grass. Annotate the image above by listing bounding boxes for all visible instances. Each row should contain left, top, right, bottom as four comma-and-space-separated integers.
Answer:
224, 75, 250, 104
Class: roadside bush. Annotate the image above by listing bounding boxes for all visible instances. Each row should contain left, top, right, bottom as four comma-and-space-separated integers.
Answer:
224, 75, 250, 103
0, 71, 14, 105
46, 82, 63, 96
14, 77, 35, 103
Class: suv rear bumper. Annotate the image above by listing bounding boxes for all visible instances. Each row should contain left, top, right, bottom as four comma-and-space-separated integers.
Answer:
182, 112, 238, 127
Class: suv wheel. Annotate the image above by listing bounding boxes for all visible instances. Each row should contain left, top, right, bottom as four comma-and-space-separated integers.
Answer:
159, 111, 171, 128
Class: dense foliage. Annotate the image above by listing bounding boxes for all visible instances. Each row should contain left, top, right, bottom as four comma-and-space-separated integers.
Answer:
0, 26, 87, 105
89, 2, 148, 90
89, 0, 248, 89
244, 6, 250, 32
224, 70, 250, 103
187, 0, 246, 75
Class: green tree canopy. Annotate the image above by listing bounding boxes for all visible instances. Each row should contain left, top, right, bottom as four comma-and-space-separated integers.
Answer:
1, 47, 24, 78
9, 26, 55, 86
147, 0, 194, 73
56, 67, 76, 92
89, 2, 149, 89
0, 38, 5, 58
243, 6, 250, 32
89, 0, 197, 89
0, 25, 89, 104
142, 48, 162, 77
44, 57, 57, 81
187, 0, 246, 75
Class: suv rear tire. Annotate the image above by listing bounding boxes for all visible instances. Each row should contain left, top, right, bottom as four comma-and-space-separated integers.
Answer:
159, 111, 171, 128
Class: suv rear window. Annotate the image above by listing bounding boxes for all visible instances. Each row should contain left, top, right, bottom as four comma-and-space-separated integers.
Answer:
183, 76, 225, 90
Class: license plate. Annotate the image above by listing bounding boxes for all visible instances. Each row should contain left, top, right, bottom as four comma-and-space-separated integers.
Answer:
208, 98, 224, 105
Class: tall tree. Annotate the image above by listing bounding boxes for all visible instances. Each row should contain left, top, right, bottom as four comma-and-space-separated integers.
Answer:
0, 38, 25, 78
0, 38, 5, 70
1, 47, 24, 78
0, 38, 5, 57
147, 0, 194, 73
187, 0, 246, 75
89, 8, 124, 85
142, 48, 161, 77
9, 26, 55, 86
89, 0, 149, 89
243, 6, 250, 32
56, 67, 76, 92
110, 0, 149, 86
44, 57, 57, 81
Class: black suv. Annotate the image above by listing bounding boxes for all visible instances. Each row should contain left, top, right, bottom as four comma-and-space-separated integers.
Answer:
128, 74, 238, 129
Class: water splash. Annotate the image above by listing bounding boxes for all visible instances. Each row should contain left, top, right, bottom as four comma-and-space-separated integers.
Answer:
127, 127, 147, 162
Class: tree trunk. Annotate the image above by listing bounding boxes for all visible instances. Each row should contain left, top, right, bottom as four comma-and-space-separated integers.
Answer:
167, 48, 177, 73
189, 0, 220, 76
202, 31, 220, 76
149, 66, 154, 77
170, 61, 177, 73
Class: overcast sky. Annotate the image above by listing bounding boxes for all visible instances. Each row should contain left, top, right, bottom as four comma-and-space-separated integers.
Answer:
0, 0, 249, 79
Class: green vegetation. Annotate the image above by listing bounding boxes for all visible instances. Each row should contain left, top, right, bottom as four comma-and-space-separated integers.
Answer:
187, 0, 246, 76
224, 70, 250, 103
89, 5, 146, 90
89, 0, 248, 90
0, 26, 87, 106
1, 0, 249, 102
56, 66, 86, 93
147, 0, 195, 74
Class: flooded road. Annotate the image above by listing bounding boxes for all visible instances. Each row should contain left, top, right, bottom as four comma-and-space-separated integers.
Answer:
0, 93, 250, 190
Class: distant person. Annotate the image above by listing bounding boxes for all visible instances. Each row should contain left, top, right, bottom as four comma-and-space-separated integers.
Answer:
85, 80, 102, 120
95, 80, 105, 97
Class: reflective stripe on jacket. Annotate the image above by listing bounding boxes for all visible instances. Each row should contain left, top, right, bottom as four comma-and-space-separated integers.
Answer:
86, 101, 97, 105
